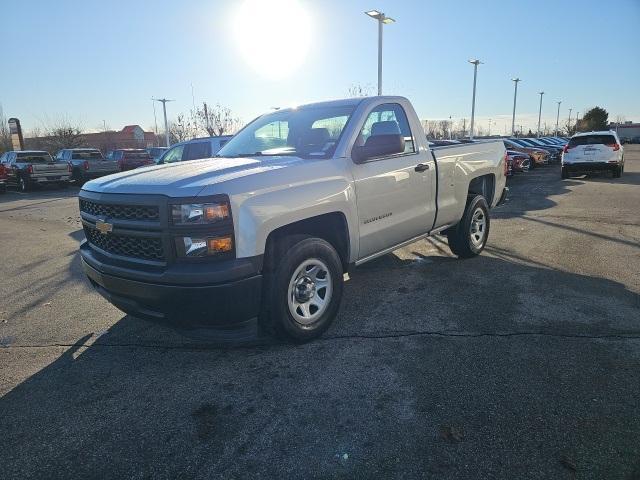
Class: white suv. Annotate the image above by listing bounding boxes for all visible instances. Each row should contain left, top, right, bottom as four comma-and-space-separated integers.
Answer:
561, 131, 624, 179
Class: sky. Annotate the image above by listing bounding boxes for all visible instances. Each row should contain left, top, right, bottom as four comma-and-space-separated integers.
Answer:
1, 0, 639, 135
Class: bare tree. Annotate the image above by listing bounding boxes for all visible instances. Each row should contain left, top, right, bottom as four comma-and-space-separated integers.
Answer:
0, 105, 12, 154
196, 103, 242, 137
347, 83, 374, 98
43, 122, 85, 152
169, 113, 199, 144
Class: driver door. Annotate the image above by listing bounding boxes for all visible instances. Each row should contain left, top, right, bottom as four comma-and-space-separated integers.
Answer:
350, 103, 436, 260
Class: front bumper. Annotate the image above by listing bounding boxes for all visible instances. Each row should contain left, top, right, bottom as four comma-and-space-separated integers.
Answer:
563, 162, 619, 172
80, 241, 263, 330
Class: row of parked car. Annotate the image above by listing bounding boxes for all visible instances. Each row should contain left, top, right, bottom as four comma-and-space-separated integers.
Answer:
430, 136, 570, 176
0, 135, 233, 193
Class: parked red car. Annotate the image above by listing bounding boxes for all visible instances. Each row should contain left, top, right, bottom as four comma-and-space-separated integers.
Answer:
0, 162, 7, 193
112, 149, 154, 171
507, 150, 531, 173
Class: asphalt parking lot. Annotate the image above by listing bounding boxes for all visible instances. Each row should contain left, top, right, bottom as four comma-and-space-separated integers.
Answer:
1, 147, 639, 479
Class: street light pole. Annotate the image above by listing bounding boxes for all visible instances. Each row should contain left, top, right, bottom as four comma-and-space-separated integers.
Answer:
511, 78, 521, 136
365, 10, 395, 96
152, 98, 174, 147
468, 59, 482, 140
555, 101, 562, 136
537, 91, 545, 138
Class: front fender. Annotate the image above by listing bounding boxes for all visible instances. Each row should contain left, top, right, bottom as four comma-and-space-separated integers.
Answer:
231, 178, 359, 260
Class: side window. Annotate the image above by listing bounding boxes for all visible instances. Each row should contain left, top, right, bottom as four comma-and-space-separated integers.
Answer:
183, 142, 211, 161
162, 144, 185, 163
359, 103, 415, 154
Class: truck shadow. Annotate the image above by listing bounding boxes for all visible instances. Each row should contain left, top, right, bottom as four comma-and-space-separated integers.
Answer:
2, 253, 639, 478
495, 166, 581, 219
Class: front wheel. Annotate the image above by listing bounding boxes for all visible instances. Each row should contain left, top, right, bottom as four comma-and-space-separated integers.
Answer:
262, 236, 344, 342
447, 195, 490, 258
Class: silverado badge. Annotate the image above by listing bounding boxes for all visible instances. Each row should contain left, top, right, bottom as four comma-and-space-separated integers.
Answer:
96, 220, 113, 235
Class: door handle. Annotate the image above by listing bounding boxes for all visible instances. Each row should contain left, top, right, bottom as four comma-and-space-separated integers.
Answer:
414, 163, 430, 172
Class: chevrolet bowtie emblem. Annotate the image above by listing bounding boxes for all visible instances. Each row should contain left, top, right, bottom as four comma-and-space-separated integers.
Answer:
96, 220, 113, 235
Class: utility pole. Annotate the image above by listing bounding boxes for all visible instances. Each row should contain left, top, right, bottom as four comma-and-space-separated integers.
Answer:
152, 98, 174, 147
488, 118, 492, 136
537, 91, 545, 138
365, 10, 395, 96
468, 59, 482, 139
555, 101, 562, 136
449, 115, 452, 140
567, 108, 572, 134
575, 111, 580, 133
511, 78, 521, 136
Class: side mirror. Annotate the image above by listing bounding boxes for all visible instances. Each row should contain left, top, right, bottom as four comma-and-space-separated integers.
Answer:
352, 134, 405, 163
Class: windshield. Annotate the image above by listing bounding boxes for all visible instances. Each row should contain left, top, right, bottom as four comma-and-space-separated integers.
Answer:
72, 151, 103, 160
16, 152, 52, 163
217, 105, 355, 159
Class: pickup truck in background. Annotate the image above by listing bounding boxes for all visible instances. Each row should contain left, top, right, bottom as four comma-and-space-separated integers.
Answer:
0, 150, 71, 192
79, 96, 507, 342
111, 149, 154, 171
56, 148, 120, 185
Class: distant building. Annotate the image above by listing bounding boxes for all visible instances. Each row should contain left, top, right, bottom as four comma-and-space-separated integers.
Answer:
25, 125, 159, 153
608, 121, 640, 141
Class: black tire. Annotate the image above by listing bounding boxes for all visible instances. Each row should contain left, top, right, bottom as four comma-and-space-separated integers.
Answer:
561, 166, 569, 179
58, 181, 69, 189
261, 236, 344, 342
72, 168, 85, 186
18, 176, 30, 193
612, 166, 622, 178
447, 195, 490, 259
0, 184, 6, 194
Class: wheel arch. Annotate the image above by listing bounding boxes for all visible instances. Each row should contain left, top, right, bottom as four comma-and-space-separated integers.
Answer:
263, 212, 351, 272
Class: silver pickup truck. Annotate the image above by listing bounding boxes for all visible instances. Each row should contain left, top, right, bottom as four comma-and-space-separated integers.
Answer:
56, 148, 119, 185
0, 150, 71, 192
79, 96, 507, 341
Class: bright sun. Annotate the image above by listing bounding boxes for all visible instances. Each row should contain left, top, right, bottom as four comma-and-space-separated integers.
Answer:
233, 0, 311, 80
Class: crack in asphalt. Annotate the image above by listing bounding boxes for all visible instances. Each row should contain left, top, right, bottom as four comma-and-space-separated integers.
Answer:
2, 329, 640, 351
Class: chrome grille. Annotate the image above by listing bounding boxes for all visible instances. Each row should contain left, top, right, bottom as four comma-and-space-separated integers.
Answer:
79, 199, 159, 221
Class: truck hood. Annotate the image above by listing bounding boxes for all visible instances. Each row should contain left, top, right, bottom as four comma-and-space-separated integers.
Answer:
81, 156, 303, 196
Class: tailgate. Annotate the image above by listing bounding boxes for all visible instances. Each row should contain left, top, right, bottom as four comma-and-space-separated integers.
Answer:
32, 162, 69, 174
89, 160, 119, 172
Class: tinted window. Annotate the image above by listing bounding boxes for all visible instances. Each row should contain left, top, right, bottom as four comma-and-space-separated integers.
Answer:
568, 135, 616, 147
162, 144, 185, 163
72, 150, 103, 160
16, 152, 52, 163
359, 103, 415, 154
123, 151, 151, 159
183, 142, 211, 161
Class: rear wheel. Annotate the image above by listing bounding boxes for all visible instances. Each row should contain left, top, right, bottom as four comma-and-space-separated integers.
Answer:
612, 165, 622, 178
262, 236, 344, 342
561, 166, 569, 179
18, 176, 30, 193
447, 195, 490, 258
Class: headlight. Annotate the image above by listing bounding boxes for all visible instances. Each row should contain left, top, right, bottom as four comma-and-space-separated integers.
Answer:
177, 235, 233, 257
171, 202, 230, 225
